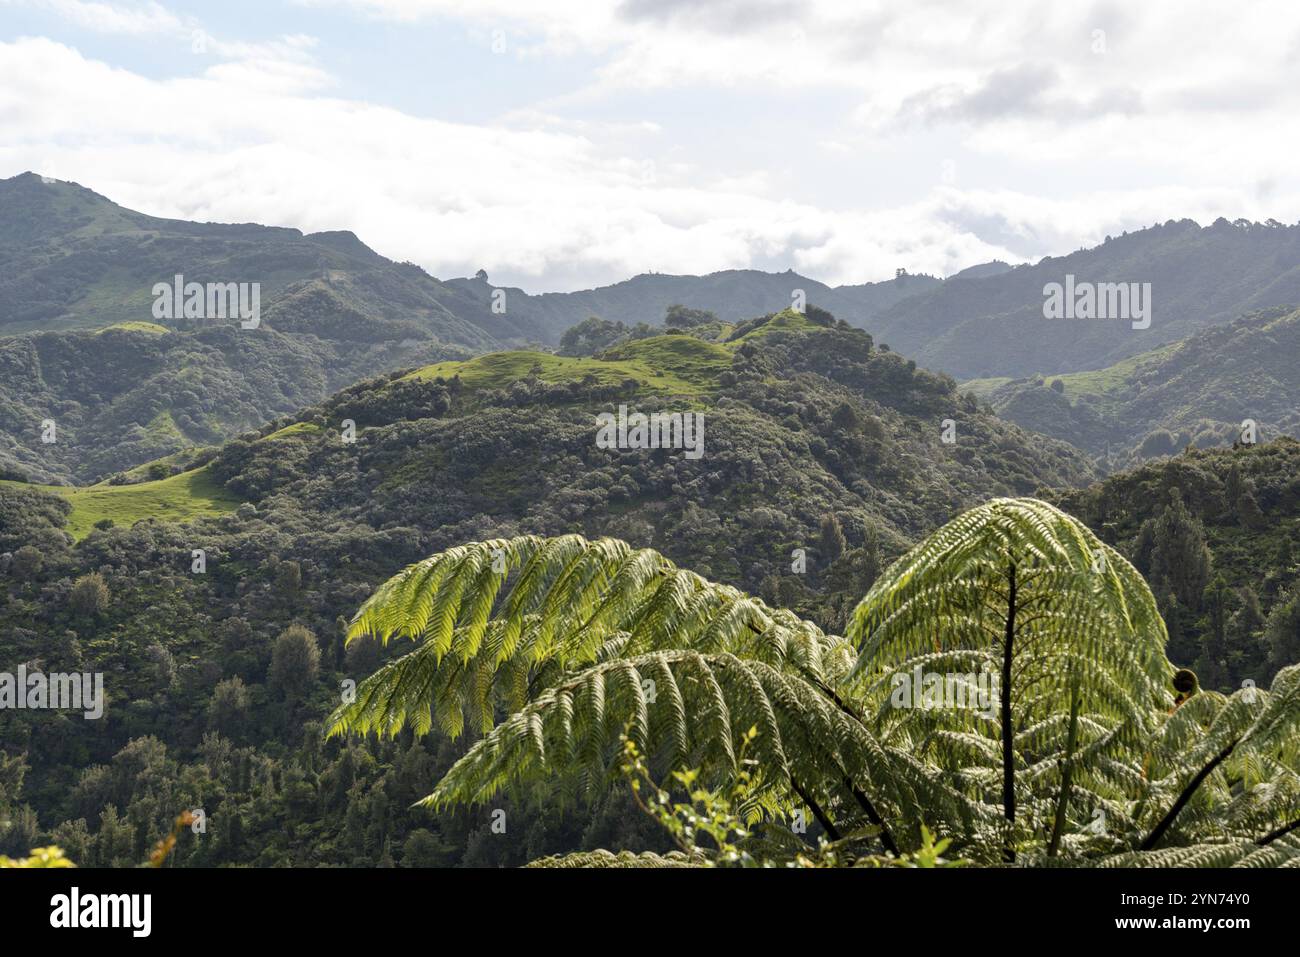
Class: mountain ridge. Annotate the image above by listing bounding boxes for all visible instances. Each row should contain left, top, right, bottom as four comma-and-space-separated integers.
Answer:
868, 218, 1300, 379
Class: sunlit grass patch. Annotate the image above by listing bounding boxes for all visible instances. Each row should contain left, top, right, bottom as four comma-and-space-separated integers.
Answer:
2, 466, 241, 540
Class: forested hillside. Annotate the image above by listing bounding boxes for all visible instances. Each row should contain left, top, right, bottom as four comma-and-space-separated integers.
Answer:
0, 310, 1094, 866
0, 317, 472, 485
967, 305, 1300, 467
1052, 439, 1300, 692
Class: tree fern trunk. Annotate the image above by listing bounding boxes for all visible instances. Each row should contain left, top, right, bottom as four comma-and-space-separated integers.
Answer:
1047, 675, 1081, 857
1140, 738, 1238, 851
1001, 561, 1017, 863
790, 775, 841, 840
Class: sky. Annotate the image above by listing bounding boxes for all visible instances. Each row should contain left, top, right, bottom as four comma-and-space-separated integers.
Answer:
2, 0, 1299, 292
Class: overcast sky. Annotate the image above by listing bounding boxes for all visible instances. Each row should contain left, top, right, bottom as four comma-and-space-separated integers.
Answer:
3, 0, 1299, 291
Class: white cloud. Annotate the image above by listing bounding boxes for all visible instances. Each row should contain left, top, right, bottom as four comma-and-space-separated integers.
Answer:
298, 0, 1300, 114
0, 37, 1008, 288
4, 0, 184, 35
3, 0, 1300, 293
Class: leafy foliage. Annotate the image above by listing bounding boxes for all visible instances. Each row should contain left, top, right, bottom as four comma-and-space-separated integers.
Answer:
332, 500, 1300, 866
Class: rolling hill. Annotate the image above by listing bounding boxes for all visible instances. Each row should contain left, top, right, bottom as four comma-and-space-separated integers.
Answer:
966, 305, 1300, 467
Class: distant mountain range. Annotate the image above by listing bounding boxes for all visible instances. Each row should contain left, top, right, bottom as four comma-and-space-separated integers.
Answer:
446, 267, 942, 342
4, 172, 1300, 482
0, 172, 521, 344
867, 218, 1300, 380
0, 172, 941, 346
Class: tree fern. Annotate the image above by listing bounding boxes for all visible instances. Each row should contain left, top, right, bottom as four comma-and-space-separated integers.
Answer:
328, 500, 1300, 867
848, 498, 1171, 859
331, 535, 852, 741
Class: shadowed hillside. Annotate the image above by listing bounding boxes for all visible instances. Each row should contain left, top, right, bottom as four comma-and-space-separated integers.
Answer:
967, 305, 1300, 467
868, 219, 1300, 379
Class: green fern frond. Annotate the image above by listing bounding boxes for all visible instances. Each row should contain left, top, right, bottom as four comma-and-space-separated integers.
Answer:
524, 849, 708, 868
329, 535, 849, 740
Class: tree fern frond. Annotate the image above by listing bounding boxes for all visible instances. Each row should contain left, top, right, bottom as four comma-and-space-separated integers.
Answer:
330, 535, 849, 742
1098, 840, 1300, 868
525, 849, 708, 868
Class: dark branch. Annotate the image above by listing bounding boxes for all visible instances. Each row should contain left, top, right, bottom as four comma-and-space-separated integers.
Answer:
1256, 816, 1300, 846
789, 775, 841, 841
1140, 739, 1239, 851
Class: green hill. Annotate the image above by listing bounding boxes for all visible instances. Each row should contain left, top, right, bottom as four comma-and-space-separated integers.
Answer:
966, 305, 1300, 467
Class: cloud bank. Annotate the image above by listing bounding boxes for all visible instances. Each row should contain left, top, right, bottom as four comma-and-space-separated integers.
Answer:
3, 0, 1298, 290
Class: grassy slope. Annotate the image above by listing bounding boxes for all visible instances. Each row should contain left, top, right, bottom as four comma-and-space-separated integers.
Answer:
95, 321, 171, 336
261, 422, 323, 441
0, 466, 241, 540
1049, 343, 1182, 404
962, 342, 1183, 401
403, 330, 737, 396
961, 307, 1300, 465
729, 309, 816, 344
